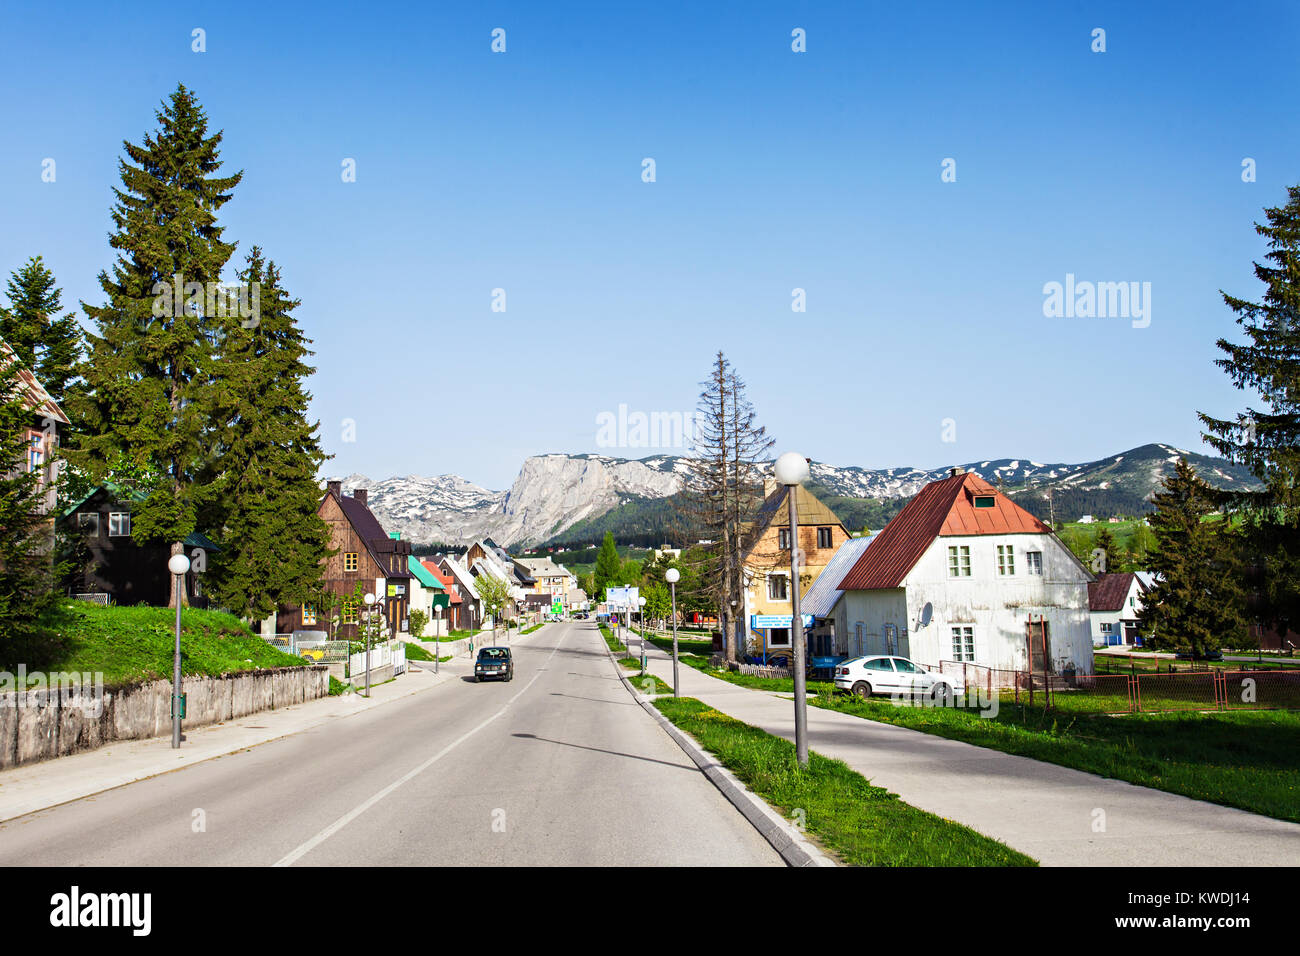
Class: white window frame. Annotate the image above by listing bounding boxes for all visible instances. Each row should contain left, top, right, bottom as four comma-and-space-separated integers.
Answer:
997, 544, 1015, 576
78, 512, 100, 536
1026, 551, 1043, 575
948, 545, 971, 577
951, 625, 975, 662
108, 512, 131, 537
767, 574, 789, 602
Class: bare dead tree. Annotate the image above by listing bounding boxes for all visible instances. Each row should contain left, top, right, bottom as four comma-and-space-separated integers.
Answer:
678, 352, 773, 662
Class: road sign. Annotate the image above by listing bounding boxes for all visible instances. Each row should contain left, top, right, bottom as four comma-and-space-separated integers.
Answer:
752, 614, 813, 629
605, 586, 640, 610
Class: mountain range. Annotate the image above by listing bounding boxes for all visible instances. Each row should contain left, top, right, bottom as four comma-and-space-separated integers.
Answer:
331, 443, 1260, 549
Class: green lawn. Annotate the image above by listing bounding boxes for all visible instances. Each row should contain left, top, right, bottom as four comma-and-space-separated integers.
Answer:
6, 601, 306, 686
642, 648, 1300, 824
402, 641, 436, 661
653, 697, 1035, 867
642, 632, 718, 658
519, 622, 546, 635
810, 692, 1300, 823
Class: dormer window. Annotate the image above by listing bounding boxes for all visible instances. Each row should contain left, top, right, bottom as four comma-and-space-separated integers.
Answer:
974, 495, 996, 509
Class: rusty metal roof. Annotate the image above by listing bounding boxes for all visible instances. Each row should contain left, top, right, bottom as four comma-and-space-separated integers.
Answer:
1088, 572, 1136, 612
836, 472, 1052, 591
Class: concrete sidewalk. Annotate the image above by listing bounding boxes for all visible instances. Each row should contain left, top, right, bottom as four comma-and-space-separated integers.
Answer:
635, 636, 1300, 866
0, 653, 474, 824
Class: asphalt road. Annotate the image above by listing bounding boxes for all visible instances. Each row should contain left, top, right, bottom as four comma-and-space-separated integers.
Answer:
0, 620, 781, 866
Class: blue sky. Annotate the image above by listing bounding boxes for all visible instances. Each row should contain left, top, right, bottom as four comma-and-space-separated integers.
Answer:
2, 1, 1297, 488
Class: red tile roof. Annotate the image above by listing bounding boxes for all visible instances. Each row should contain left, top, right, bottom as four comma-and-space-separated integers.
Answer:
422, 559, 462, 602
836, 472, 1052, 591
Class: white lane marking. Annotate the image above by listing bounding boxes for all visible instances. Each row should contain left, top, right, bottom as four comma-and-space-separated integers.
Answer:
273, 628, 567, 867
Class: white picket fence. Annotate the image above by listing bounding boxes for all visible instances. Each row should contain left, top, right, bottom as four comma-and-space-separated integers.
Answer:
347, 641, 406, 678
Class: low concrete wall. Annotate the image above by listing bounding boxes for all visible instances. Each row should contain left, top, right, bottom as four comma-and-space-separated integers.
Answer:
0, 665, 329, 771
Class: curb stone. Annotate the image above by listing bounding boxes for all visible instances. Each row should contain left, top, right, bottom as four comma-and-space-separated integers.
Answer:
602, 635, 837, 868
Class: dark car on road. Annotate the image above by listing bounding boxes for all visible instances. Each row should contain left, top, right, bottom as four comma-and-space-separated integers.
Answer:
475, 646, 514, 682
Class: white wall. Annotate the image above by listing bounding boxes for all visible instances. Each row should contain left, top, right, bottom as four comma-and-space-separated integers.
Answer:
901, 533, 1093, 673
833, 589, 909, 659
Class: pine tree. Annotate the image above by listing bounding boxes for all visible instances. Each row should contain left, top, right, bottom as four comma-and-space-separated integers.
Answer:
204, 249, 331, 618
67, 85, 243, 604
1199, 184, 1300, 638
1, 256, 83, 408
1135, 459, 1248, 656
1093, 525, 1120, 574
592, 532, 621, 600
0, 350, 59, 642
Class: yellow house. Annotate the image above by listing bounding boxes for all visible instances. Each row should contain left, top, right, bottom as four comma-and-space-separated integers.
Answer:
740, 479, 851, 659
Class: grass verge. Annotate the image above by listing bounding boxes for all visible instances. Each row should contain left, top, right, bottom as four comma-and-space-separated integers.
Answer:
809, 693, 1300, 823
653, 697, 1035, 866
627, 672, 673, 695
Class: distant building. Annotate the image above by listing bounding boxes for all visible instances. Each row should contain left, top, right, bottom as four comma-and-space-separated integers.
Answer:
1088, 572, 1146, 646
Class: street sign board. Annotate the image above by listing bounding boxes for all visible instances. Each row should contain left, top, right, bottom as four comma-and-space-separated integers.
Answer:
751, 614, 813, 629
605, 586, 640, 610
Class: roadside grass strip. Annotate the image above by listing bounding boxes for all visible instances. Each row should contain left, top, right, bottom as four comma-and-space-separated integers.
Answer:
647, 644, 1300, 824
810, 693, 1300, 824
627, 672, 673, 696
518, 622, 546, 635
598, 622, 628, 654
652, 697, 1035, 867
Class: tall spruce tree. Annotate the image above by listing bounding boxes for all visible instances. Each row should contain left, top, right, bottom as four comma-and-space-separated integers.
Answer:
1135, 458, 1247, 656
68, 85, 242, 604
0, 350, 59, 643
1199, 184, 1300, 638
1, 256, 83, 408
205, 248, 330, 618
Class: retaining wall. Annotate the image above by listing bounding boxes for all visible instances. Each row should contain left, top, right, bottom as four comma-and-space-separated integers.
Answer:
0, 665, 329, 770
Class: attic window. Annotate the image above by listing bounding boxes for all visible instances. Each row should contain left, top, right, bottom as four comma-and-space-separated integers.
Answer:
974, 495, 996, 509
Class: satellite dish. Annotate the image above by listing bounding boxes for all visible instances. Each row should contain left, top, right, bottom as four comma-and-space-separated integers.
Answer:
919, 603, 933, 628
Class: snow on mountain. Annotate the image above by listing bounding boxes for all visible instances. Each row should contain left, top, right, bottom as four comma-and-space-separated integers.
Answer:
330, 443, 1258, 548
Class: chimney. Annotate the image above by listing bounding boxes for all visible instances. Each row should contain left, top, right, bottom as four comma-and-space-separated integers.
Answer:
327, 480, 342, 499
354, 488, 368, 506
949, 467, 961, 478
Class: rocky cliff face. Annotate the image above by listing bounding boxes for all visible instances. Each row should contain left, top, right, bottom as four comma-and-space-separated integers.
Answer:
334, 454, 690, 547
331, 444, 1259, 548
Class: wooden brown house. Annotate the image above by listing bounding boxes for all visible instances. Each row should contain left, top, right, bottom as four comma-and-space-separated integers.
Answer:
278, 481, 413, 639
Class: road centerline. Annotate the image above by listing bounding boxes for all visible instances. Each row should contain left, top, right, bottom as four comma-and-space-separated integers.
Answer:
272, 629, 567, 867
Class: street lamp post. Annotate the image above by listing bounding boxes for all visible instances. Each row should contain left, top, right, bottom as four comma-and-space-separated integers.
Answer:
168, 552, 191, 749
665, 568, 680, 697
775, 451, 811, 768
638, 595, 647, 673
363, 592, 376, 698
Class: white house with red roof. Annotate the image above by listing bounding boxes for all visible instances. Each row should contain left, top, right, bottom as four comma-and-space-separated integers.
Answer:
828, 470, 1094, 676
